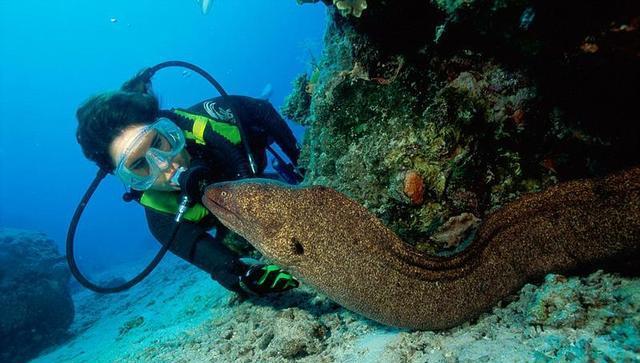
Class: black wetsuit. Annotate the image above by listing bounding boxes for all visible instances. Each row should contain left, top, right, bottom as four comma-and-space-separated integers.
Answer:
144, 95, 299, 293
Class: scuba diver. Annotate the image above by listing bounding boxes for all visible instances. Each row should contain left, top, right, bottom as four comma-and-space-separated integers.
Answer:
70, 62, 303, 296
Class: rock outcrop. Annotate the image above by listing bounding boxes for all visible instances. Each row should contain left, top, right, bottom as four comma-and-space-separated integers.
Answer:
0, 228, 74, 363
288, 0, 640, 252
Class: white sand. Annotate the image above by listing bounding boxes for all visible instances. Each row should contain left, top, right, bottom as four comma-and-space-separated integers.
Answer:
33, 256, 639, 362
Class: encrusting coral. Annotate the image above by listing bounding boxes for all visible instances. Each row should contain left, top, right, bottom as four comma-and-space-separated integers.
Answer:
402, 170, 425, 206
296, 0, 368, 18
334, 0, 367, 18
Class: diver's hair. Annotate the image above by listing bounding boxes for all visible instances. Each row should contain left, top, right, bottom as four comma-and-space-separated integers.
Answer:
76, 89, 159, 172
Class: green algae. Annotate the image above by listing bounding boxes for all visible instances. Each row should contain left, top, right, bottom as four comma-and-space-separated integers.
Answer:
282, 73, 311, 123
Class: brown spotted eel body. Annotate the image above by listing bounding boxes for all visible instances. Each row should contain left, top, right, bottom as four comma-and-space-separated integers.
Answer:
203, 167, 640, 330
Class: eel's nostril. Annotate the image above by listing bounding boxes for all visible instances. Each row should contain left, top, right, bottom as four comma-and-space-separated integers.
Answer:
291, 238, 304, 255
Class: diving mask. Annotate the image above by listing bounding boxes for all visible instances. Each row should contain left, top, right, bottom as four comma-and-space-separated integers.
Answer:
114, 118, 186, 190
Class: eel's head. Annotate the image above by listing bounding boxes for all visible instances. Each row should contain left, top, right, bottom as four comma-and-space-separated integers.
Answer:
202, 179, 319, 270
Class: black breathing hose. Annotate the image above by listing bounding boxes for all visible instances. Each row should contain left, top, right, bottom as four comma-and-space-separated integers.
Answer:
66, 169, 184, 293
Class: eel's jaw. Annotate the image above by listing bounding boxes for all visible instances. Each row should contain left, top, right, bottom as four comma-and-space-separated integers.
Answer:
202, 193, 245, 232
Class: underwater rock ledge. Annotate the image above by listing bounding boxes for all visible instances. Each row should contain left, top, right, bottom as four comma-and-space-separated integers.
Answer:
0, 228, 74, 363
287, 0, 640, 251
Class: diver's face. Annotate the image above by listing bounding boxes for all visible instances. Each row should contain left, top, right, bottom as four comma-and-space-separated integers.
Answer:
109, 124, 191, 191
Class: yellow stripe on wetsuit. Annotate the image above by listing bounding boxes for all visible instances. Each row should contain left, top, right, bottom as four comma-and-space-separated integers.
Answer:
173, 109, 241, 145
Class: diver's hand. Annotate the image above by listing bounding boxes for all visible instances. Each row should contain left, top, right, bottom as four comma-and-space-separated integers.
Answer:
238, 264, 299, 295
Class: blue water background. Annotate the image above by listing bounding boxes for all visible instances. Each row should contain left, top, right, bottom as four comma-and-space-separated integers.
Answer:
0, 0, 326, 276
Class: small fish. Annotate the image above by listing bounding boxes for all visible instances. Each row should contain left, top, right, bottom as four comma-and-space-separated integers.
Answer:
258, 83, 273, 100
196, 0, 212, 15
519, 6, 535, 30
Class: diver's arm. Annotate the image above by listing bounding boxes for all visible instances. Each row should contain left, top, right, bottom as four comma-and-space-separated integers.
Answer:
144, 209, 246, 292
229, 96, 300, 164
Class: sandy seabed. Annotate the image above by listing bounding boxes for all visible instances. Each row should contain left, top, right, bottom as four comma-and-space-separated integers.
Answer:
33, 254, 639, 363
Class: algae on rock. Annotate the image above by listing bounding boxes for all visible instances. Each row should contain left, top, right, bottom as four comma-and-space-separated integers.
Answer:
286, 1, 640, 251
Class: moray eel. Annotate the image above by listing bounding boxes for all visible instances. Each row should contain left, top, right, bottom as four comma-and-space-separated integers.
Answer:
203, 166, 640, 330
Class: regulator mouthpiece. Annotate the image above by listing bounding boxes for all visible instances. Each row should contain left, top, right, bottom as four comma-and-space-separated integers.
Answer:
170, 166, 188, 188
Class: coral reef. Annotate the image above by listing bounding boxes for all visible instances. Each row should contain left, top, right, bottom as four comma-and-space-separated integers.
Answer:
32, 252, 638, 362
285, 0, 640, 251
281, 73, 312, 124
130, 286, 378, 362
124, 271, 639, 362
378, 272, 640, 362
0, 228, 74, 363
334, 0, 367, 18
296, 0, 368, 17
33, 1, 640, 360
